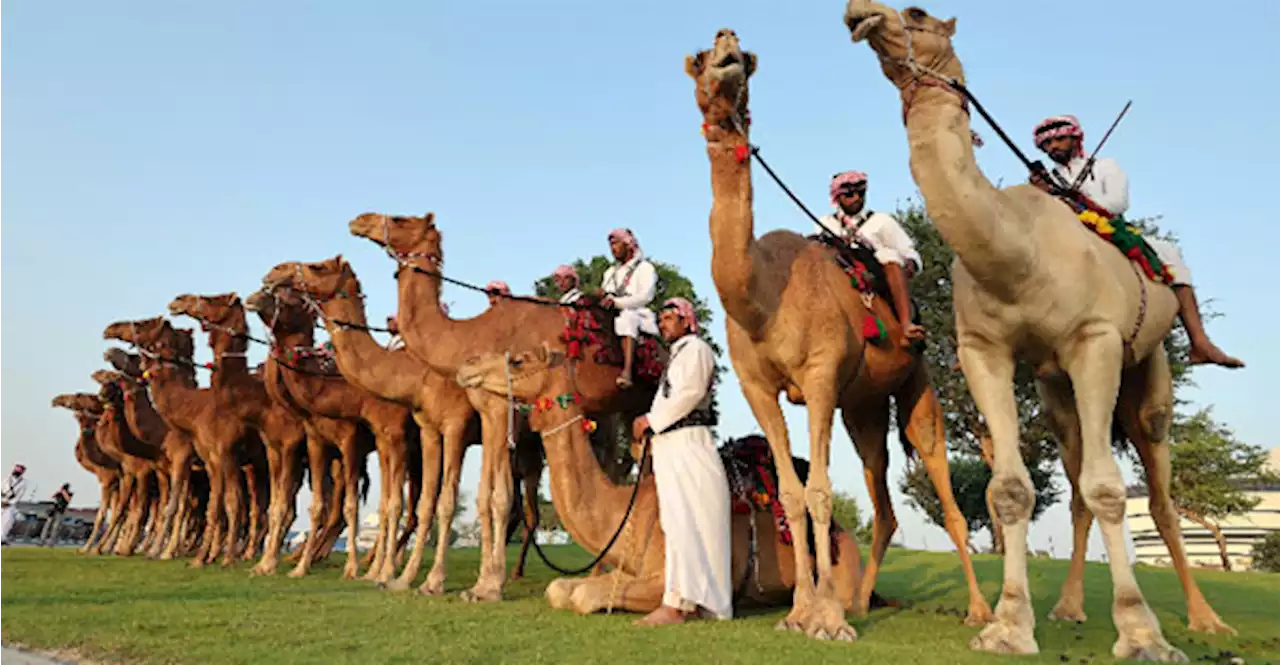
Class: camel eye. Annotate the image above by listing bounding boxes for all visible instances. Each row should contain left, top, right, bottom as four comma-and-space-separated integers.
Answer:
906, 7, 927, 20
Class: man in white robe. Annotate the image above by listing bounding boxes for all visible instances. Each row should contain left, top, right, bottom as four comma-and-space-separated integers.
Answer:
816, 170, 925, 347
385, 315, 405, 351
631, 298, 732, 626
1032, 114, 1243, 368
1, 464, 29, 544
551, 264, 584, 305
600, 228, 658, 388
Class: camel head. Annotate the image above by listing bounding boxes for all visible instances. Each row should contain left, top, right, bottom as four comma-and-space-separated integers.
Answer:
349, 212, 442, 268
103, 348, 144, 378
684, 29, 757, 138
51, 392, 103, 415
456, 342, 571, 409
90, 369, 126, 387
263, 256, 360, 302
92, 371, 126, 408
103, 316, 167, 348
245, 285, 315, 335
843, 2, 960, 86
168, 292, 244, 332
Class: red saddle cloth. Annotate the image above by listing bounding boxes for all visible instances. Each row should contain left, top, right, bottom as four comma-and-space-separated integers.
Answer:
558, 296, 664, 383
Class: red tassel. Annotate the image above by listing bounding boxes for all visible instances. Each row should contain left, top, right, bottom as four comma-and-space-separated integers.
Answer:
734, 144, 749, 163
862, 315, 882, 340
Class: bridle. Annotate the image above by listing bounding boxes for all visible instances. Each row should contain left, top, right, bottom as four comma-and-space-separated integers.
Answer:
873, 9, 983, 146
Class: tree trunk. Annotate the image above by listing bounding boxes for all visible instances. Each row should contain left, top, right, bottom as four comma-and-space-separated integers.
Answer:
1180, 509, 1232, 572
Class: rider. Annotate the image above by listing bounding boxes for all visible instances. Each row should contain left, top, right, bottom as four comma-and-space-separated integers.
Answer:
817, 170, 925, 346
1031, 114, 1243, 368
601, 228, 658, 389
551, 264, 583, 305
1, 464, 28, 545
385, 315, 405, 351
485, 281, 511, 308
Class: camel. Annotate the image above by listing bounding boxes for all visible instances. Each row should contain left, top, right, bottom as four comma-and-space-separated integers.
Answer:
681, 29, 989, 640
263, 256, 548, 593
52, 393, 120, 554
103, 317, 256, 565
349, 212, 658, 602
89, 370, 170, 557
167, 293, 311, 575
456, 344, 869, 616
242, 285, 413, 582
840, 2, 1231, 658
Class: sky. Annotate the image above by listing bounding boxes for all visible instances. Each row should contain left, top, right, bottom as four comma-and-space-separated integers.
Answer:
4, 1, 1278, 563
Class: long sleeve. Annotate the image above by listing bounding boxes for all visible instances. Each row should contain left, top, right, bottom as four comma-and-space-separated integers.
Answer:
647, 339, 714, 434
612, 261, 657, 310
1088, 158, 1129, 216
866, 212, 923, 274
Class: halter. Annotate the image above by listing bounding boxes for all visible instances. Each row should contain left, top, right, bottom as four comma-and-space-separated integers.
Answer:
187, 295, 252, 362
875, 10, 983, 146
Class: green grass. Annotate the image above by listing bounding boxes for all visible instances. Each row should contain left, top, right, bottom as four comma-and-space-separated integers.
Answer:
3, 545, 1279, 664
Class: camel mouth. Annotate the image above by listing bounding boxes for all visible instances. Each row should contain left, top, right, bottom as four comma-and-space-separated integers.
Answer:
845, 13, 884, 41
715, 52, 741, 68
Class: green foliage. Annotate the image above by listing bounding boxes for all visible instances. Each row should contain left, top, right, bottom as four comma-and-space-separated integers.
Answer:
533, 255, 726, 479
1163, 408, 1277, 522
829, 490, 874, 544
898, 454, 1059, 545
1250, 531, 1280, 573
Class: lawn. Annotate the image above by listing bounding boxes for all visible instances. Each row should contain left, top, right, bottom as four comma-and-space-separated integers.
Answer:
3, 545, 1278, 664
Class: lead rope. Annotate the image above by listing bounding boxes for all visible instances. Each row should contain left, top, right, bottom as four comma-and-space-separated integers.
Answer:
504, 352, 516, 450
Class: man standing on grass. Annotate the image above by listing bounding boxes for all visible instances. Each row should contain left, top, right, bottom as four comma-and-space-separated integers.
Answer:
41, 483, 73, 547
631, 298, 732, 626
2, 464, 29, 545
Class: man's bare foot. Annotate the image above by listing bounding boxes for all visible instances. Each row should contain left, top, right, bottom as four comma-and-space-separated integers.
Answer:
1188, 342, 1245, 369
897, 322, 925, 348
633, 605, 688, 627
615, 374, 633, 389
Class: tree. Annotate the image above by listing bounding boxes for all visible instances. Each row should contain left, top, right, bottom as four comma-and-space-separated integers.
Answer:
1158, 408, 1278, 571
532, 255, 725, 481
829, 490, 874, 545
1250, 531, 1280, 573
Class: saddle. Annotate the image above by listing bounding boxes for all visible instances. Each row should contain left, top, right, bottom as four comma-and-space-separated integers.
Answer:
557, 294, 666, 384
1055, 194, 1175, 286
807, 234, 923, 341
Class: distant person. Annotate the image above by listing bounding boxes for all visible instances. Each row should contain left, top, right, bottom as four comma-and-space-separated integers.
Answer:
1, 464, 29, 545
485, 281, 512, 308
386, 315, 405, 351
41, 484, 73, 546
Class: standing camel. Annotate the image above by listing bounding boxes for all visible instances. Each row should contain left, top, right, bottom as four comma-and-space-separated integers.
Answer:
682, 29, 989, 640
51, 393, 119, 554
841, 1, 1228, 659
89, 371, 169, 556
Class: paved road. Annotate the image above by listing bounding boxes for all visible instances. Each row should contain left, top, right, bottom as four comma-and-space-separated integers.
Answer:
2, 645, 78, 664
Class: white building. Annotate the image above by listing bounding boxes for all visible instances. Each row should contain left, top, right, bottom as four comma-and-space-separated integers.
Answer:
1126, 446, 1280, 570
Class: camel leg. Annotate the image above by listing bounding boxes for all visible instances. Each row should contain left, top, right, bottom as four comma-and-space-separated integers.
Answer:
894, 367, 993, 626
220, 462, 246, 567
511, 446, 542, 581
315, 461, 348, 561
242, 462, 264, 561
842, 403, 895, 617
1060, 331, 1184, 662
361, 452, 392, 581
159, 460, 192, 560
372, 446, 407, 584
341, 448, 362, 580
738, 379, 845, 640
960, 342, 1039, 656
1120, 354, 1234, 635
289, 437, 331, 578
83, 479, 116, 554
116, 472, 151, 556
545, 573, 665, 616
422, 420, 468, 595
1044, 399, 1091, 624
253, 445, 286, 576
101, 474, 135, 555
396, 451, 422, 569
191, 460, 223, 567
461, 403, 509, 603
389, 419, 442, 592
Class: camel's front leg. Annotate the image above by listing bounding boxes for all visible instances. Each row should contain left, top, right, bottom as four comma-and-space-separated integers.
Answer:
159, 460, 192, 560
361, 451, 392, 581
341, 448, 362, 580
98, 473, 134, 555
1044, 414, 1091, 624
959, 342, 1039, 656
423, 419, 468, 595
83, 478, 117, 554
388, 419, 442, 593
372, 445, 407, 584
459, 402, 509, 603
843, 403, 896, 614
288, 437, 331, 578
253, 444, 286, 576
115, 471, 151, 556
1061, 328, 1184, 662
220, 461, 246, 567
546, 573, 665, 616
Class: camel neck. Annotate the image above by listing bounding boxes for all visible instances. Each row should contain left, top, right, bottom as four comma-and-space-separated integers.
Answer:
322, 293, 425, 406
904, 87, 1037, 297
123, 385, 167, 447
145, 368, 202, 432
538, 404, 637, 559
208, 321, 251, 389
705, 134, 766, 333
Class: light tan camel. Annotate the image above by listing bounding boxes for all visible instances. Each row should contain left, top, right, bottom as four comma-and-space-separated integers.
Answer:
243, 285, 412, 582
265, 256, 548, 594
52, 393, 120, 553
350, 212, 657, 602
841, 2, 1227, 659
682, 29, 990, 639
167, 293, 310, 574
457, 344, 868, 616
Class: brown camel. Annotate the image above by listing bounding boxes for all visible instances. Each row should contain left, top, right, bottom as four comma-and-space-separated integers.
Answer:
264, 256, 548, 593
167, 293, 311, 575
350, 212, 657, 602
89, 370, 170, 557
842, 2, 1230, 657
457, 345, 869, 616
682, 29, 989, 639
242, 285, 412, 582
103, 317, 254, 565
52, 393, 120, 554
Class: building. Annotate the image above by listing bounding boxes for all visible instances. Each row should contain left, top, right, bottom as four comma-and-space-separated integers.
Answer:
1126, 446, 1280, 570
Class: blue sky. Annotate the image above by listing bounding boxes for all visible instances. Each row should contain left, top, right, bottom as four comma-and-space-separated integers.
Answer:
4, 1, 1277, 560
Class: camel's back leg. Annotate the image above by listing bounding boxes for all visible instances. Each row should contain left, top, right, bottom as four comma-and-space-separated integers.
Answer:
841, 400, 894, 616
1040, 374, 1092, 624
1118, 352, 1235, 635
892, 364, 992, 626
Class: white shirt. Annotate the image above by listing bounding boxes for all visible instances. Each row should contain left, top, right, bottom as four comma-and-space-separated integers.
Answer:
386, 335, 405, 351
559, 287, 583, 305
816, 209, 923, 275
1052, 155, 1129, 217
601, 253, 657, 311
646, 335, 715, 434
2, 475, 27, 504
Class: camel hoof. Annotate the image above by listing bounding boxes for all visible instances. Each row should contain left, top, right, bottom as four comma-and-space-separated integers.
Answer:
1187, 614, 1237, 636
416, 584, 444, 597
384, 577, 412, 593
969, 620, 1039, 655
1113, 637, 1188, 662
286, 567, 308, 579
188, 560, 206, 570
1047, 601, 1088, 624
964, 605, 996, 627
459, 586, 502, 603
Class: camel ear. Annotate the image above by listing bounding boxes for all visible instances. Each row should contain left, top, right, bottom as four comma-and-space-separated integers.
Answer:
744, 51, 758, 77
424, 212, 435, 226
684, 52, 706, 79
941, 17, 956, 36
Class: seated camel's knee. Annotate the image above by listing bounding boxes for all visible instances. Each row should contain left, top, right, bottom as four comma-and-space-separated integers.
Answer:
545, 579, 574, 609
990, 474, 1034, 526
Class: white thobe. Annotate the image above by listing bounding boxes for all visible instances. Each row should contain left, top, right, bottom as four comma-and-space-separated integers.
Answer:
1051, 156, 1191, 285
386, 335, 405, 351
816, 209, 923, 276
559, 287, 583, 305
601, 253, 658, 338
1, 476, 27, 542
645, 335, 732, 620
